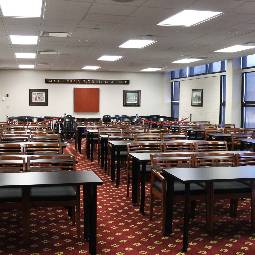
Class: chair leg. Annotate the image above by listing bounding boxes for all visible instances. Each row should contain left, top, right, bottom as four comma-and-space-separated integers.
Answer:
127, 172, 130, 197
150, 192, 154, 220
229, 198, 238, 217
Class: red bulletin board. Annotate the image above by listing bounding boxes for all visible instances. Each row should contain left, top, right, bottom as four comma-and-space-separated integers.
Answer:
73, 88, 99, 112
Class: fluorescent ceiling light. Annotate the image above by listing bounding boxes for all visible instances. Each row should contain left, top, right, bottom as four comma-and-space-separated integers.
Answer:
215, 45, 255, 53
157, 10, 223, 27
0, 0, 42, 18
82, 66, 101, 70
172, 58, 202, 64
119, 39, 156, 49
10, 35, 38, 45
15, 53, 36, 59
141, 68, 162, 72
97, 55, 123, 61
18, 64, 34, 69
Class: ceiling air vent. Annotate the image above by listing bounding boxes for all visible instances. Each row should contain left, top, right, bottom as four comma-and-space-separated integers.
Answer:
40, 31, 71, 38
112, 0, 135, 2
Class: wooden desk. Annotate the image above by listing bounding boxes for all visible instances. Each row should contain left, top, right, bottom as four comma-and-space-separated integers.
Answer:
0, 171, 103, 255
163, 166, 255, 252
129, 150, 250, 214
207, 133, 231, 141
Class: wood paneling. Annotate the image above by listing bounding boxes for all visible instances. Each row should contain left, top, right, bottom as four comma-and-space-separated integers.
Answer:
74, 88, 99, 112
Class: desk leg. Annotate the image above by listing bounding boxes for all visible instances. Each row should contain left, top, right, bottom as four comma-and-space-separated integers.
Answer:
78, 129, 82, 154
86, 134, 90, 159
132, 158, 140, 205
163, 176, 174, 235
111, 146, 115, 181
206, 182, 214, 234
22, 187, 30, 240
116, 148, 120, 187
83, 185, 97, 255
140, 162, 146, 214
182, 183, 190, 252
251, 181, 255, 230
104, 143, 108, 173
100, 139, 104, 169
91, 137, 94, 161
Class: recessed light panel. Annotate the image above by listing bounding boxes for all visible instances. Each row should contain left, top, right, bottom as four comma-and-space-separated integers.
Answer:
172, 58, 202, 64
215, 45, 255, 53
10, 35, 38, 45
97, 55, 123, 61
119, 39, 156, 49
141, 68, 162, 72
38, 50, 58, 55
18, 64, 34, 69
157, 10, 223, 27
0, 0, 42, 18
82, 66, 101, 70
15, 53, 36, 59
41, 32, 71, 38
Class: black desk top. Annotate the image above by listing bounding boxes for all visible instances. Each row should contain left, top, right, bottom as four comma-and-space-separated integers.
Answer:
0, 170, 103, 187
163, 166, 255, 182
207, 133, 231, 137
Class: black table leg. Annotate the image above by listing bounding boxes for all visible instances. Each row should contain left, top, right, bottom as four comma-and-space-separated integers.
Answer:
132, 158, 140, 205
86, 133, 91, 159
90, 137, 94, 161
111, 145, 115, 181
163, 176, 174, 235
116, 148, 120, 187
83, 184, 98, 255
100, 138, 104, 168
140, 162, 146, 214
182, 183, 190, 252
104, 142, 108, 173
206, 182, 214, 233
78, 128, 83, 154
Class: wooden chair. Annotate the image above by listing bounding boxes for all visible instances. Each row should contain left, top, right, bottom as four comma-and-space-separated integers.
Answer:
24, 142, 62, 154
236, 152, 255, 166
1, 134, 30, 143
194, 141, 228, 152
31, 134, 61, 143
163, 140, 195, 152
0, 155, 25, 172
161, 133, 187, 141
134, 133, 161, 141
0, 143, 23, 154
230, 133, 253, 150
195, 152, 250, 219
150, 153, 203, 227
126, 141, 162, 197
27, 154, 81, 237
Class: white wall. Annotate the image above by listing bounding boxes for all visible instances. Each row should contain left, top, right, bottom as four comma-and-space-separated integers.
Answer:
0, 70, 170, 121
179, 75, 220, 123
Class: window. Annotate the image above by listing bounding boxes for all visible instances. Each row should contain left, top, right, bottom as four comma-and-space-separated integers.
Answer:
242, 72, 255, 127
208, 61, 226, 73
219, 75, 226, 126
189, 64, 207, 76
242, 54, 255, 69
171, 81, 180, 119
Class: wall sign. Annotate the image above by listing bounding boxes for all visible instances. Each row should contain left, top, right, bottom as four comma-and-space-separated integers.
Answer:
45, 79, 129, 85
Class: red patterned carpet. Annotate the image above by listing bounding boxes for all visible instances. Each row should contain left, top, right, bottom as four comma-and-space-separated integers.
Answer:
0, 142, 255, 255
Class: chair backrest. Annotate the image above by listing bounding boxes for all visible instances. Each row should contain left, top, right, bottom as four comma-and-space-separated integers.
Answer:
128, 141, 162, 153
230, 133, 253, 150
1, 134, 30, 143
236, 152, 255, 166
162, 134, 187, 141
134, 133, 161, 141
195, 152, 235, 167
195, 141, 228, 152
151, 153, 194, 170
31, 134, 61, 143
24, 142, 62, 154
0, 143, 23, 154
163, 141, 195, 152
27, 154, 75, 171
0, 155, 25, 172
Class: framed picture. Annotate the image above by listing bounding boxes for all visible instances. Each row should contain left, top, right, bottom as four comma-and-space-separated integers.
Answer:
123, 90, 141, 107
191, 89, 203, 107
29, 89, 48, 106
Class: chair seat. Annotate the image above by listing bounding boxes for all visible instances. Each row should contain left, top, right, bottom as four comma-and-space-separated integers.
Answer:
214, 181, 250, 193
31, 186, 77, 200
0, 188, 22, 201
153, 180, 203, 194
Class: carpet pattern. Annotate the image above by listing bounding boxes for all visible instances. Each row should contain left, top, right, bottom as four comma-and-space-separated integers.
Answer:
0, 142, 255, 254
